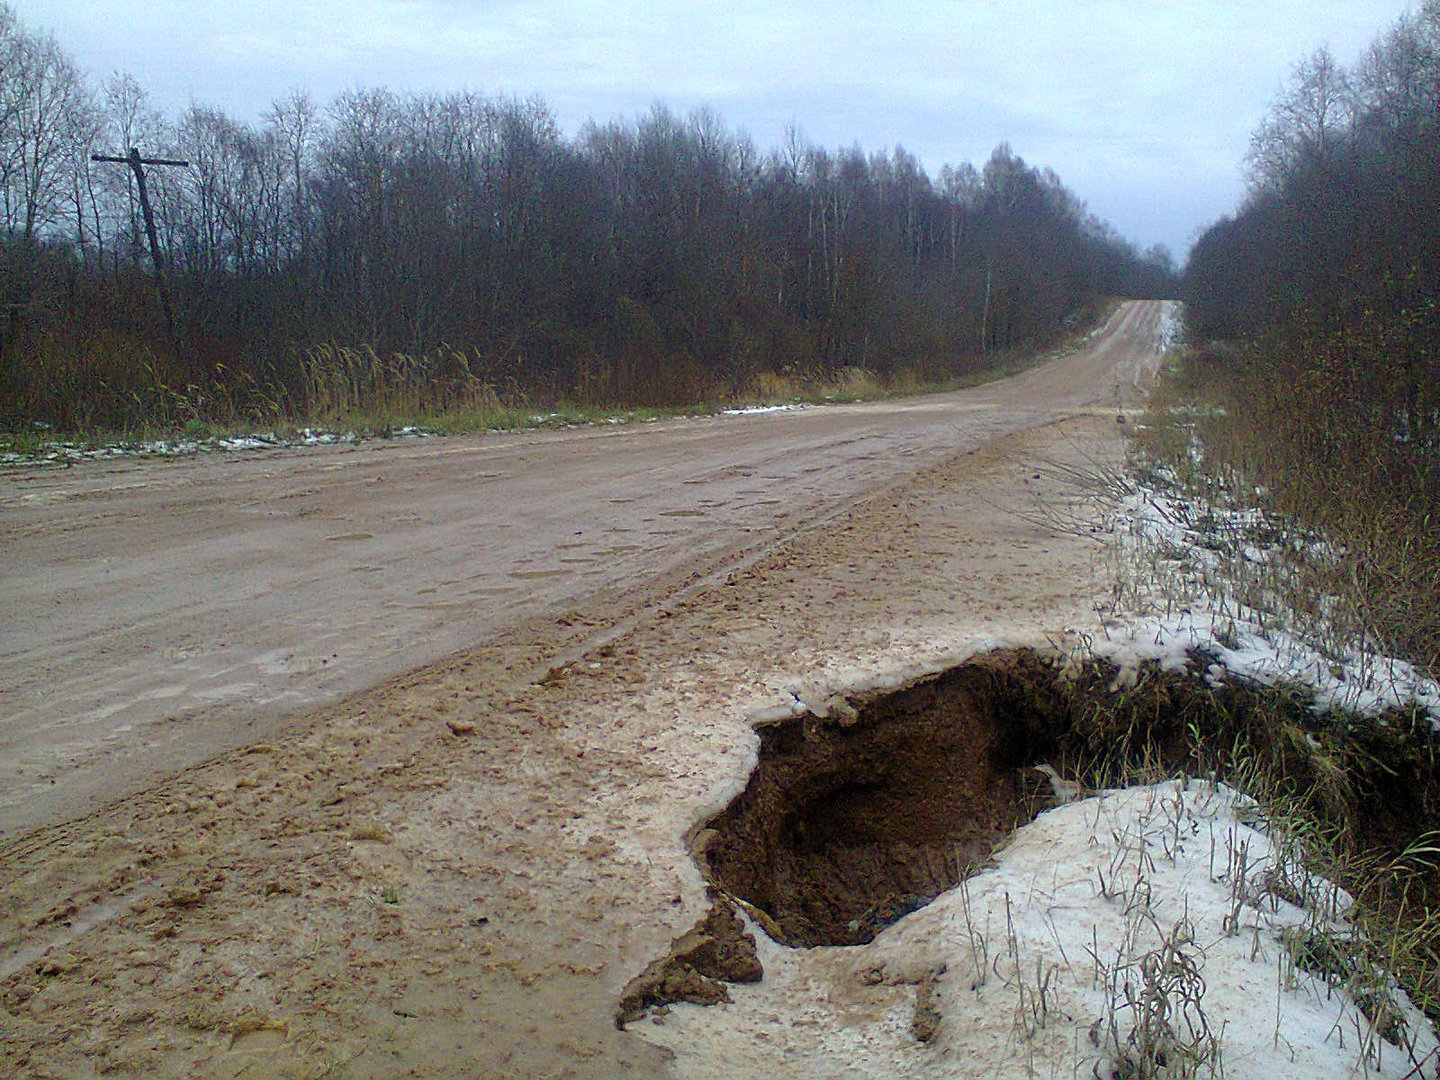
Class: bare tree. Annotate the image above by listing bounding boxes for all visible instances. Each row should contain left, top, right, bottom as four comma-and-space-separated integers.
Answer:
1, 1, 1162, 427
0, 16, 91, 244
266, 89, 318, 267
1246, 47, 1355, 190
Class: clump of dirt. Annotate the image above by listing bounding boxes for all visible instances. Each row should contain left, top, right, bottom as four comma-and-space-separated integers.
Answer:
615, 893, 763, 1028
911, 972, 943, 1043
702, 653, 1064, 946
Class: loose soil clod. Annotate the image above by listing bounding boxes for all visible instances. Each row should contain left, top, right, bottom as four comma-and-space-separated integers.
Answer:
615, 894, 763, 1028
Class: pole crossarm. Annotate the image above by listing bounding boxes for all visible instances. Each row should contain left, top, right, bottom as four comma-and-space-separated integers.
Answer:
91, 153, 189, 168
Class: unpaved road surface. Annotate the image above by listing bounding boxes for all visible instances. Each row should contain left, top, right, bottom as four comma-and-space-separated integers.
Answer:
1, 300, 1167, 1078
1, 300, 1163, 836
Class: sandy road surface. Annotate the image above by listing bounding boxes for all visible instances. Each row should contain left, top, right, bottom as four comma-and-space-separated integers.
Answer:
0, 300, 1169, 1079
0, 300, 1165, 836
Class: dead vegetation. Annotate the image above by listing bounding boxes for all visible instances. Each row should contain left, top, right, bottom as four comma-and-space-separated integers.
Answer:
1136, 350, 1440, 685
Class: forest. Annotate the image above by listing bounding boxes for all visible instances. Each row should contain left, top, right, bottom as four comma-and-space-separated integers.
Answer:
1182, 1, 1440, 672
0, 3, 1173, 433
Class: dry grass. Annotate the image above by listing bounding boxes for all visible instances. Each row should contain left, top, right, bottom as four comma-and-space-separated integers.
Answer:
3, 296, 1120, 446
1053, 657, 1440, 1028
0, 329, 284, 435
1075, 332, 1440, 1029
299, 342, 510, 428
1143, 340, 1440, 681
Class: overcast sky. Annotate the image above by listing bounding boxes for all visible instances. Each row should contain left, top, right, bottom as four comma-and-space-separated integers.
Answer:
14, 1, 1421, 258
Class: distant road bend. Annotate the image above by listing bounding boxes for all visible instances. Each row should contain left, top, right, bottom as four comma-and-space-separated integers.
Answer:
0, 299, 1170, 835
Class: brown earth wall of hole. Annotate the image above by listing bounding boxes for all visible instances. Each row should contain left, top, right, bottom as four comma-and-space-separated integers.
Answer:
700, 648, 1440, 955
701, 652, 1063, 947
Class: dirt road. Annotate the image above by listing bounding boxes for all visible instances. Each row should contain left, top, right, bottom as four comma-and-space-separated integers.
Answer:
1, 300, 1168, 1078
0, 300, 1165, 836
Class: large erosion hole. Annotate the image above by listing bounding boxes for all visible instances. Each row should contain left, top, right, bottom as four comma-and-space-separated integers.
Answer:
700, 648, 1440, 954
702, 653, 1063, 947
625, 648, 1440, 1027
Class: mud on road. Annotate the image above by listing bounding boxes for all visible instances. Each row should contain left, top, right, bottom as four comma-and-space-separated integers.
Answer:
1, 301, 1169, 1077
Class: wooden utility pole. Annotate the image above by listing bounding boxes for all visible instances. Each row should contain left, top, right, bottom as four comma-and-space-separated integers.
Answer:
91, 148, 188, 360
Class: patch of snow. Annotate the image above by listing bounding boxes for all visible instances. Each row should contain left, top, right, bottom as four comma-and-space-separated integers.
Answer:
721, 404, 806, 416
1107, 454, 1440, 726
216, 435, 278, 451
1157, 301, 1185, 354
1090, 612, 1440, 723
296, 428, 354, 446
0, 425, 417, 465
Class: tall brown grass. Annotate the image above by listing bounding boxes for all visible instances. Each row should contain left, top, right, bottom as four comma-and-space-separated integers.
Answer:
1, 298, 1113, 441
0, 327, 284, 434
1147, 333, 1439, 680
299, 343, 506, 425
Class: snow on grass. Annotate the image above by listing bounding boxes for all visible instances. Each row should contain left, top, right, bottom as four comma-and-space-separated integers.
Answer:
1091, 609, 1440, 725
1098, 457, 1440, 727
1090, 303, 1438, 726
0, 425, 436, 465
721, 404, 808, 416
644, 780, 1438, 1078
1158, 302, 1184, 353
214, 435, 276, 451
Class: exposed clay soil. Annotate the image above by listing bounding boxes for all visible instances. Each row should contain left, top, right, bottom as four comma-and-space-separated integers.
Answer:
0, 302, 1176, 1077
702, 656, 1061, 946
614, 895, 762, 1027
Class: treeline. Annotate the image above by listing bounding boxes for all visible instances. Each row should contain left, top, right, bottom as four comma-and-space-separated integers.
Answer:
1182, 2, 1440, 671
1186, 3, 1439, 416
0, 2, 1173, 431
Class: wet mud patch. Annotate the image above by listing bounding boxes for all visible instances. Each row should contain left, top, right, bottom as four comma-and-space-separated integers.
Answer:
702, 652, 1063, 947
